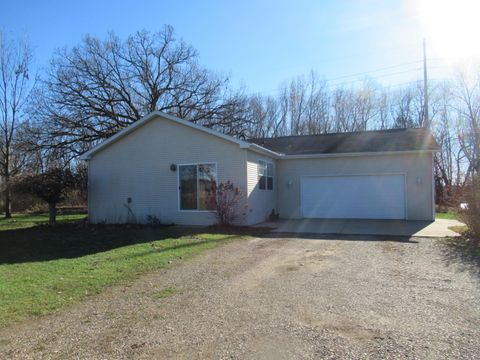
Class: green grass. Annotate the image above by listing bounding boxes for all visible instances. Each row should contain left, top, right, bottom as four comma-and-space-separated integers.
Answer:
0, 214, 254, 327
436, 211, 459, 220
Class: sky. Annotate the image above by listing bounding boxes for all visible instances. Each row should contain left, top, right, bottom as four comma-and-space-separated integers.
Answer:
2, 0, 479, 95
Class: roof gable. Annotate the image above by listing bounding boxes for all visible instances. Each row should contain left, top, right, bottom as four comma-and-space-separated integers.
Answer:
80, 111, 281, 160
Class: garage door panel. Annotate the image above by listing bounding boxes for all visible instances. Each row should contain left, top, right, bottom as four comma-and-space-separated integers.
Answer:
301, 175, 406, 219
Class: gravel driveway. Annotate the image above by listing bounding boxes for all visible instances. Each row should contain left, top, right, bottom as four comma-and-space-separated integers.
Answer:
1, 236, 479, 359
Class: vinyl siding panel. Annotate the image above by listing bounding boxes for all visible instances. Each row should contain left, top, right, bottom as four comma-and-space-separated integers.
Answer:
277, 152, 434, 221
88, 115, 248, 225
246, 151, 277, 224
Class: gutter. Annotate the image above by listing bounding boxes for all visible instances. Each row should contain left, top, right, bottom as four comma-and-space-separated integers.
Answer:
243, 143, 284, 158
280, 149, 439, 160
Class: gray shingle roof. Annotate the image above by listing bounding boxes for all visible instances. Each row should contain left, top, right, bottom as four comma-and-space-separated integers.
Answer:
248, 128, 439, 155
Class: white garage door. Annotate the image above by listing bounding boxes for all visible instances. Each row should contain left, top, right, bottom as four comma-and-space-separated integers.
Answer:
301, 174, 406, 219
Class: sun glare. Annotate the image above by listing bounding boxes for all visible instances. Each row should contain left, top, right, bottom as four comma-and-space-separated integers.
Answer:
415, 0, 480, 63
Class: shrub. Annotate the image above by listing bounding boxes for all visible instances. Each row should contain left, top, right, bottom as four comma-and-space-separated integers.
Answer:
460, 176, 480, 239
215, 181, 244, 226
146, 214, 161, 226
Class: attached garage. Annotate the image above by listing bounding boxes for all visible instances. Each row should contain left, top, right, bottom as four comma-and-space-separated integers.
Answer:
300, 174, 406, 219
253, 128, 439, 222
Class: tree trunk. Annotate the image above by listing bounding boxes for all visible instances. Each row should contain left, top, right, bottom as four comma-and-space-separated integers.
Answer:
48, 202, 56, 226
4, 192, 11, 218
4, 171, 11, 219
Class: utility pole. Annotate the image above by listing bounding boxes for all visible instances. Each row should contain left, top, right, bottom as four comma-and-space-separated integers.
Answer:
423, 38, 429, 129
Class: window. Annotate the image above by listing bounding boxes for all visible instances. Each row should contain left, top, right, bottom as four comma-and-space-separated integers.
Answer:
258, 160, 273, 190
179, 163, 217, 210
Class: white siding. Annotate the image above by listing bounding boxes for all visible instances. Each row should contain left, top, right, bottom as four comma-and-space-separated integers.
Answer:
246, 151, 277, 224
88, 115, 248, 225
277, 153, 434, 221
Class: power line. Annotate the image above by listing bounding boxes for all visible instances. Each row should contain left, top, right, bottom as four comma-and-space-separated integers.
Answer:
327, 67, 423, 87
374, 78, 447, 94
324, 60, 423, 82
247, 77, 451, 99
246, 59, 450, 96
327, 64, 450, 87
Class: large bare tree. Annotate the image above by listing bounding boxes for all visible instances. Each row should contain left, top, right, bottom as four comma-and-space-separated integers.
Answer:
34, 26, 249, 156
0, 32, 34, 218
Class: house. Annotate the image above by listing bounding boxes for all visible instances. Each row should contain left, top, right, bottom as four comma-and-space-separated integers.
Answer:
80, 111, 439, 225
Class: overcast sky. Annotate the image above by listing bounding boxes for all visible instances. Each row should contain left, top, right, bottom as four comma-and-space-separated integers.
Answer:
2, 0, 475, 94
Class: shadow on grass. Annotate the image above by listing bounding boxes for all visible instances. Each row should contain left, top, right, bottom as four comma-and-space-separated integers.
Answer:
0, 224, 163, 264
0, 222, 240, 264
2, 218, 422, 266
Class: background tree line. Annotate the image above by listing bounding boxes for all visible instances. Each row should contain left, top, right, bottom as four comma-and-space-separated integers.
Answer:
1, 25, 479, 217
242, 71, 480, 206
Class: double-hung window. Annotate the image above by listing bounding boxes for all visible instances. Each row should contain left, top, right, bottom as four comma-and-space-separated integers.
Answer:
179, 163, 217, 210
258, 160, 273, 190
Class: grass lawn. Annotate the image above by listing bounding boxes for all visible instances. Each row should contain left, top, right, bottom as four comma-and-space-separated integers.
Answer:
0, 214, 254, 327
436, 211, 459, 220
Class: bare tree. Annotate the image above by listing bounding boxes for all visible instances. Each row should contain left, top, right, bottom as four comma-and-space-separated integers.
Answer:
452, 70, 480, 177
269, 72, 332, 136
275, 85, 290, 136
433, 82, 456, 204
244, 95, 280, 138
332, 87, 355, 132
287, 76, 307, 135
390, 85, 421, 128
34, 26, 247, 157
352, 81, 378, 131
376, 88, 390, 129
0, 32, 35, 218
304, 72, 331, 134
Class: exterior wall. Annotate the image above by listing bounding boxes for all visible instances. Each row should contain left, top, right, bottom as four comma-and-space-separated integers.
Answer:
276, 152, 434, 221
246, 151, 277, 225
88, 116, 248, 225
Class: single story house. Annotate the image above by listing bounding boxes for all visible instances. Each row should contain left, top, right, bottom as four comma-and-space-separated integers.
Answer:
80, 111, 439, 225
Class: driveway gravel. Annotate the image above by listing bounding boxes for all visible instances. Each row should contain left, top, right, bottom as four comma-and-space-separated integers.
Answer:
1, 235, 479, 359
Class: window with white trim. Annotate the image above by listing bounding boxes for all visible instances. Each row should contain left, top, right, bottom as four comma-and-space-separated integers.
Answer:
179, 163, 217, 210
258, 160, 273, 190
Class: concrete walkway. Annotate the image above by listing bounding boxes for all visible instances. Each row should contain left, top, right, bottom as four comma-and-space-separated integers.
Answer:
257, 218, 464, 237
